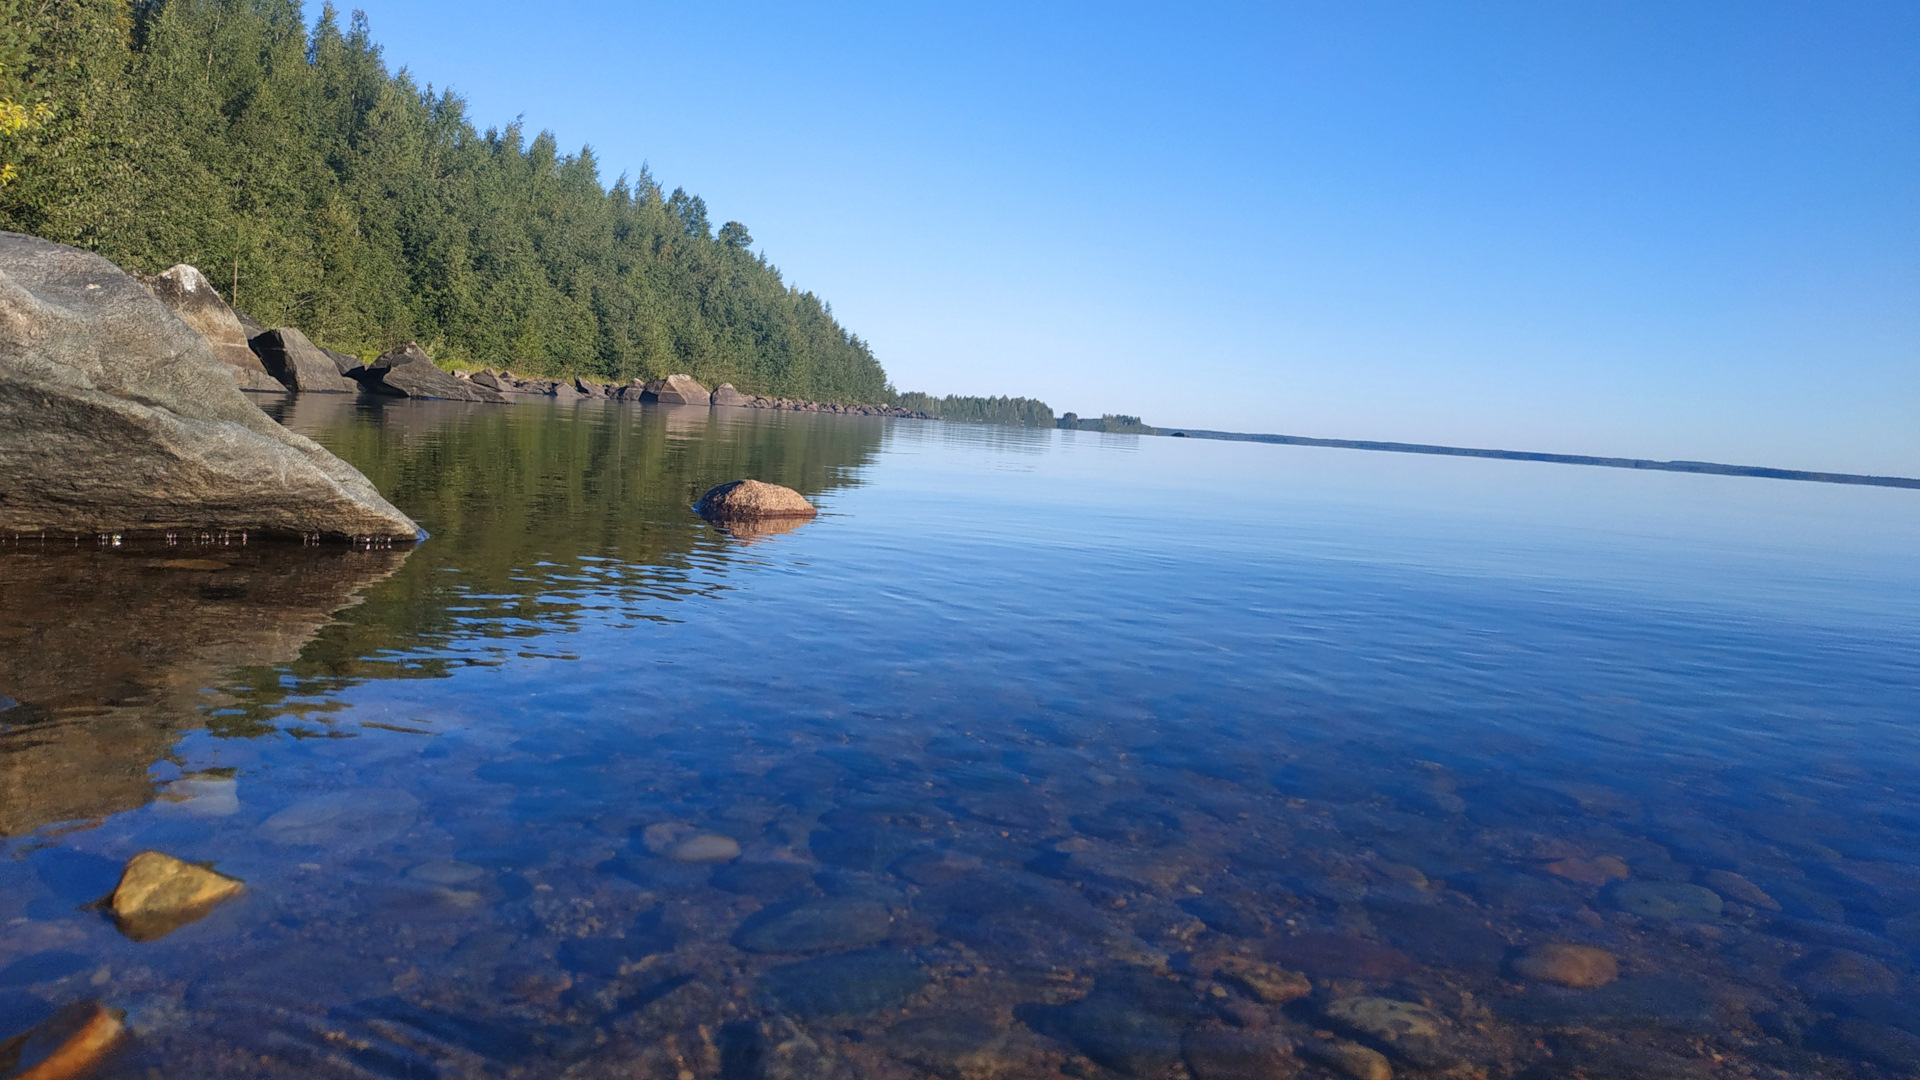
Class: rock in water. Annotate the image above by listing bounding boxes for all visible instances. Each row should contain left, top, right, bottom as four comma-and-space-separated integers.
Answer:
0, 232, 421, 539
249, 327, 359, 393
643, 373, 710, 405
106, 850, 245, 941
1511, 943, 1619, 988
693, 480, 817, 522
711, 382, 749, 406
140, 264, 286, 393
1300, 1038, 1391, 1080
0, 1001, 125, 1080
1212, 956, 1311, 1004
357, 343, 504, 402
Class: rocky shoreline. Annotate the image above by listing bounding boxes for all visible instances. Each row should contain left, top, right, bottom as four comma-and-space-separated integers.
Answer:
460, 369, 930, 418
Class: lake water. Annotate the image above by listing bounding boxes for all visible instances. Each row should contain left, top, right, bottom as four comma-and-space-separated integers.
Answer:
3, 397, 1919, 1079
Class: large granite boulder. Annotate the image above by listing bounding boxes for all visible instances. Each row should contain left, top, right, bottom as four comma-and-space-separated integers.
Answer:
0, 232, 421, 539
141, 264, 286, 394
712, 382, 749, 407
250, 327, 359, 392
693, 479, 817, 521
356, 342, 504, 402
644, 373, 710, 405
322, 345, 365, 378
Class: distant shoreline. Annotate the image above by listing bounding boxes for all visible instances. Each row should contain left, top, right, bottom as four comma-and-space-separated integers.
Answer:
1152, 427, 1920, 490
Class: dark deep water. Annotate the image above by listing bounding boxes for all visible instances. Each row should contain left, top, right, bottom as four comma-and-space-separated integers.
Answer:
4, 397, 1919, 1079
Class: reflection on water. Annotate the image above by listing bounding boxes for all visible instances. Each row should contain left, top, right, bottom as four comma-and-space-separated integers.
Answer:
3, 399, 1919, 1079
0, 542, 408, 836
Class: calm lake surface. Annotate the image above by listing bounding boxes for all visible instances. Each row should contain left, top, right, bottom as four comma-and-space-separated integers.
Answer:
4, 398, 1919, 1079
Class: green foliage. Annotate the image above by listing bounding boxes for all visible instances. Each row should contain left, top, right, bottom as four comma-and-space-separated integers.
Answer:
1057, 412, 1152, 433
895, 391, 1054, 427
0, 0, 893, 402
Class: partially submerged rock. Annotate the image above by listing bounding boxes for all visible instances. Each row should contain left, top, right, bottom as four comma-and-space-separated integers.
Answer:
356, 342, 504, 402
643, 373, 710, 404
250, 327, 359, 393
693, 479, 817, 523
0, 232, 422, 539
141, 264, 286, 393
106, 850, 244, 941
0, 1001, 125, 1080
711, 382, 749, 406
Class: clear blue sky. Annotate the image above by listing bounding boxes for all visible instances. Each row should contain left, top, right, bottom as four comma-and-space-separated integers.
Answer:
343, 1, 1917, 473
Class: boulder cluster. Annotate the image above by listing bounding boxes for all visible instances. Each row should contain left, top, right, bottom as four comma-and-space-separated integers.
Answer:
135, 262, 922, 417
463, 370, 929, 417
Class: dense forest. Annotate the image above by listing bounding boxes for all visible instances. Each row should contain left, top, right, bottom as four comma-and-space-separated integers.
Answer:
894, 392, 1055, 428
0, 0, 893, 402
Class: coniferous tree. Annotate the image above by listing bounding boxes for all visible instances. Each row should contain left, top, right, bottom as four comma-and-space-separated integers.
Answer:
0, 0, 895, 404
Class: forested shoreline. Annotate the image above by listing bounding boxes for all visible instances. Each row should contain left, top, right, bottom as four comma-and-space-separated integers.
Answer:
0, 0, 895, 402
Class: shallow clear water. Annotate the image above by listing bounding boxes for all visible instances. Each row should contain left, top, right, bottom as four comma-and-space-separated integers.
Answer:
4, 397, 1919, 1079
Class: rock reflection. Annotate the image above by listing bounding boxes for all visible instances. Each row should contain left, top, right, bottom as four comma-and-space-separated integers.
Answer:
0, 542, 409, 836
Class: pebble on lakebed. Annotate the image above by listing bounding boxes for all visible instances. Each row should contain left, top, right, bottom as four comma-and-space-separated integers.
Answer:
0, 1001, 125, 1080
1210, 955, 1311, 1003
1510, 943, 1619, 988
1300, 1036, 1392, 1080
106, 851, 244, 942
640, 823, 741, 863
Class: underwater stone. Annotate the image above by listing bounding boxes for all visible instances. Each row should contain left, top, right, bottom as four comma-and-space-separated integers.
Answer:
760, 949, 928, 1017
1511, 943, 1619, 988
1701, 869, 1778, 910
1181, 1028, 1296, 1080
0, 1000, 125, 1080
1300, 1037, 1391, 1080
1211, 956, 1310, 1004
1607, 880, 1722, 921
735, 898, 891, 953
260, 789, 419, 846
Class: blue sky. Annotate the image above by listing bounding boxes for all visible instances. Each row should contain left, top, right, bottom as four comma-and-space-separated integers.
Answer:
343, 1, 1917, 473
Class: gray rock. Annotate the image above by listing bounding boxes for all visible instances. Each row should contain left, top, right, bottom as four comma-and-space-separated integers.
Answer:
141, 264, 286, 393
735, 898, 891, 953
643, 373, 710, 405
0, 233, 421, 539
712, 382, 749, 406
232, 308, 266, 339
322, 346, 364, 377
250, 327, 359, 393
357, 342, 504, 402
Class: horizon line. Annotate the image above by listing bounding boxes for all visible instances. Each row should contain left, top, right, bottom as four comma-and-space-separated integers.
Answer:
1145, 427, 1920, 490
